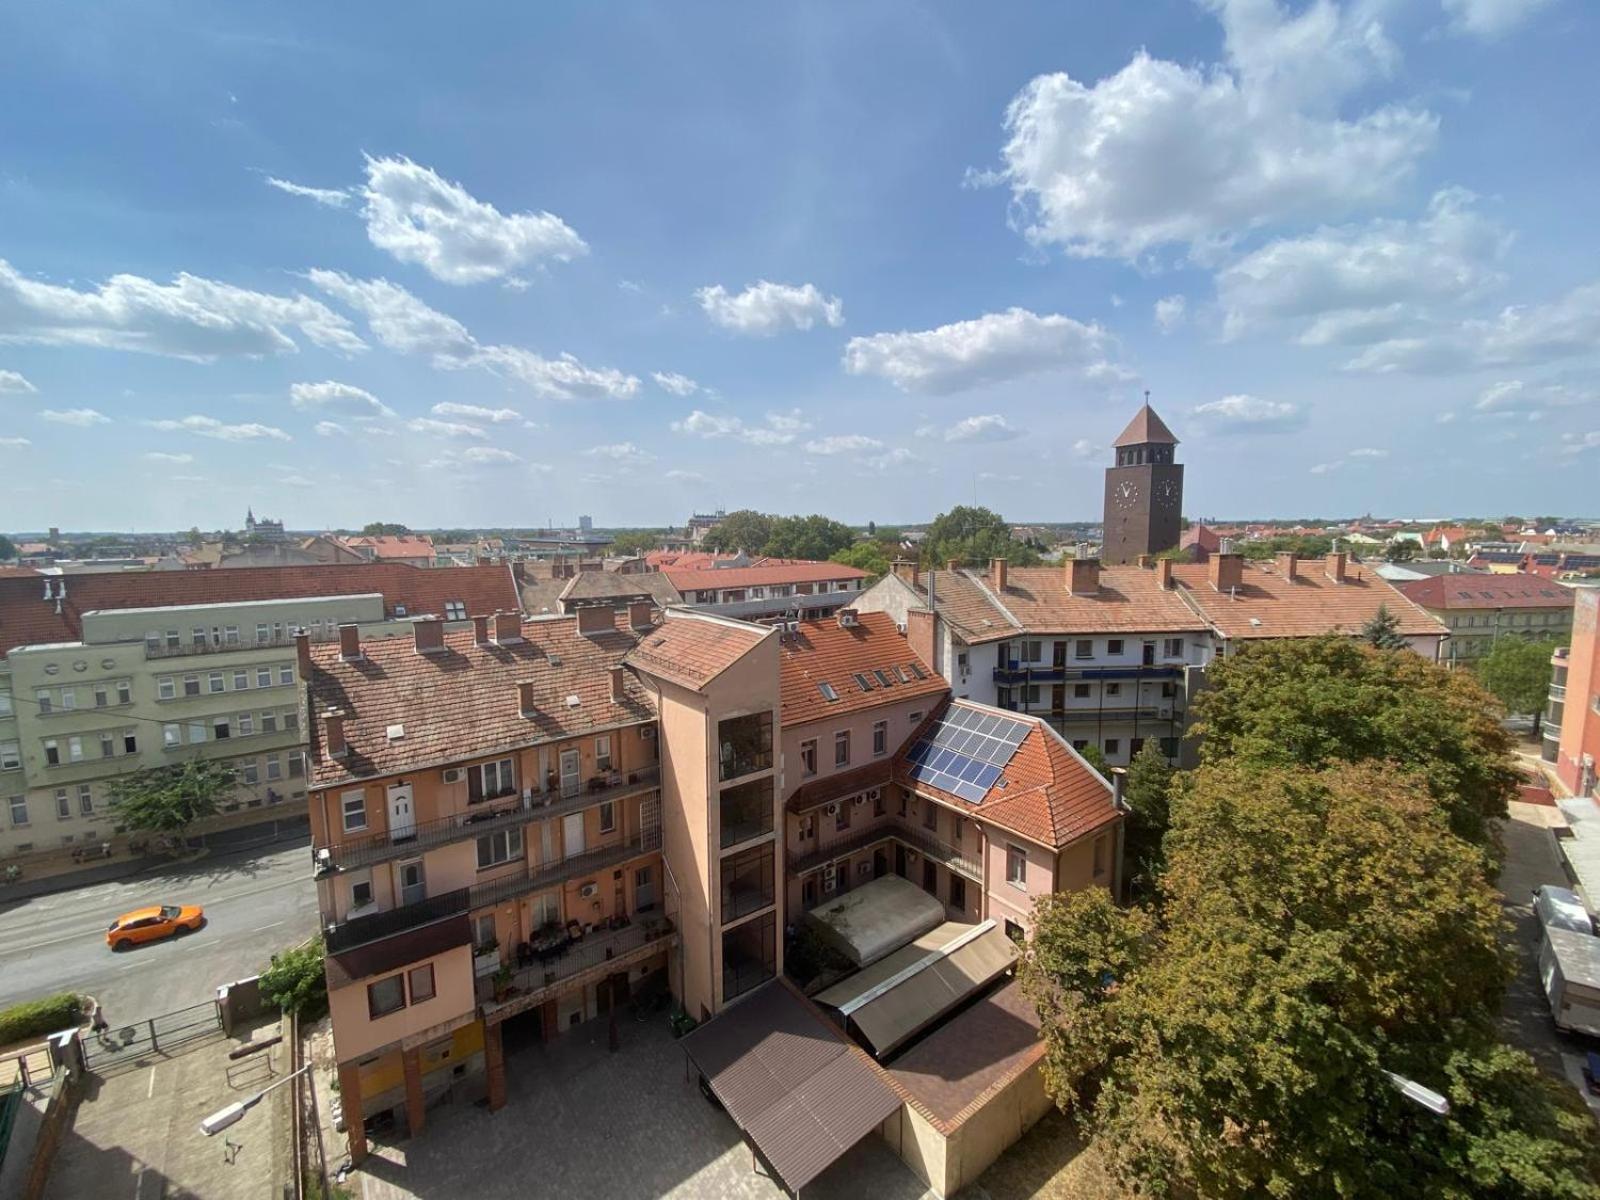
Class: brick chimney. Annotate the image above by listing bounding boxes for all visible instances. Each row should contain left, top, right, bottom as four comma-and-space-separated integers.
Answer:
493, 610, 523, 644
1275, 551, 1298, 581
294, 628, 312, 678
1067, 554, 1100, 597
472, 614, 490, 646
1325, 552, 1348, 584
946, 558, 960, 573
322, 709, 347, 759
891, 559, 920, 589
1157, 558, 1174, 590
627, 600, 653, 630
990, 558, 1008, 592
576, 605, 612, 636
517, 681, 536, 717
1209, 552, 1244, 593
1136, 554, 1153, 569
337, 624, 362, 661
610, 667, 626, 703
476, 555, 491, 567
412, 617, 445, 655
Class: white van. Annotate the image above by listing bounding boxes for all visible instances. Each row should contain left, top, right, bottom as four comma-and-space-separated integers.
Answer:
1540, 927, 1600, 1036
1535, 885, 1595, 936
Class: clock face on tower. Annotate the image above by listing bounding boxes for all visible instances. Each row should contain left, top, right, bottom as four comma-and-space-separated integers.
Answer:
1155, 478, 1180, 509
1114, 479, 1141, 510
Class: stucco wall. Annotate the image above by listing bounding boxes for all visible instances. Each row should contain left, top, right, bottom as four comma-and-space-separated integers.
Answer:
329, 941, 476, 1064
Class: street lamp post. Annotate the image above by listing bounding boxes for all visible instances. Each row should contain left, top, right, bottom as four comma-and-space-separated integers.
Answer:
1382, 1069, 1450, 1116
199, 1064, 311, 1136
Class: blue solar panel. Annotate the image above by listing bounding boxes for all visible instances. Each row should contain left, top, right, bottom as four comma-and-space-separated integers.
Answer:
904, 704, 1031, 804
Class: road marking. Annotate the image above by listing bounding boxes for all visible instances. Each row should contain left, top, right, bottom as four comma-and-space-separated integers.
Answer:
147, 1065, 157, 1099
250, 921, 285, 934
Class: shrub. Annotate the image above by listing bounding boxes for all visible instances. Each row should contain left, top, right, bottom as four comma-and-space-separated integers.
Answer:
261, 938, 328, 1020
0, 992, 82, 1045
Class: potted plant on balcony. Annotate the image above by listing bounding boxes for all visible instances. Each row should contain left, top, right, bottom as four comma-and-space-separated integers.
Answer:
492, 964, 514, 1002
474, 937, 500, 977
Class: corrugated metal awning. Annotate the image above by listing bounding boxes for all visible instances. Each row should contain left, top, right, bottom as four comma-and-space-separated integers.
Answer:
680, 980, 902, 1194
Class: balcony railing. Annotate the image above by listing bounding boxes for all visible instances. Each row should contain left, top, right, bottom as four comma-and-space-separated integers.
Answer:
144, 631, 335, 661
479, 917, 677, 1020
786, 818, 982, 881
324, 886, 470, 955
314, 766, 661, 874
468, 832, 657, 912
1549, 684, 1567, 700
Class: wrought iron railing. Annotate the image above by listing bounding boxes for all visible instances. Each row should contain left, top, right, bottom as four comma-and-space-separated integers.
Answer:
324, 886, 470, 955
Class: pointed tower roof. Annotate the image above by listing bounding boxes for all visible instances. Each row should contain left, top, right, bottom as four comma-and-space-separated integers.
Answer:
1112, 403, 1179, 448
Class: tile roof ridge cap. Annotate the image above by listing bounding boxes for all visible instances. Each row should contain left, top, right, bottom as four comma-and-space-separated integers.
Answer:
1035, 720, 1115, 795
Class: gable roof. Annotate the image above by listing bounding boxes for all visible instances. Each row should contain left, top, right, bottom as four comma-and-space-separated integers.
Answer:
664, 561, 867, 592
778, 612, 947, 727
1112, 402, 1179, 447
622, 610, 771, 691
1395, 574, 1577, 611
1168, 559, 1445, 639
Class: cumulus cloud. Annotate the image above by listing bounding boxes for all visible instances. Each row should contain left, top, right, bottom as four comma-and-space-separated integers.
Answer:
1470, 379, 1590, 418
144, 451, 194, 463
314, 421, 347, 437
468, 345, 640, 401
987, 0, 1436, 259
666, 468, 709, 484
1, 436, 32, 446
671, 408, 809, 447
0, 258, 364, 361
1559, 431, 1600, 456
1189, 394, 1305, 433
696, 281, 843, 335
431, 401, 520, 423
652, 371, 700, 396
361, 155, 586, 285
39, 407, 110, 426
843, 307, 1123, 394
1309, 461, 1343, 475
932, 414, 1023, 443
407, 417, 486, 440
1442, 0, 1556, 39
862, 447, 919, 472
805, 434, 884, 456
1348, 447, 1390, 459
264, 176, 351, 208
1071, 438, 1100, 460
586, 442, 655, 467
0, 369, 36, 394
289, 380, 394, 418
145, 415, 291, 441
1154, 295, 1187, 332
455, 446, 520, 465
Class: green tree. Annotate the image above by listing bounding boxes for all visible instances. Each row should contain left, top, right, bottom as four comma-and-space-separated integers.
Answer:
0, 533, 15, 560
1187, 636, 1518, 845
1384, 538, 1418, 562
1478, 636, 1561, 736
763, 514, 856, 560
108, 758, 236, 842
1121, 740, 1175, 894
1075, 742, 1109, 777
360, 521, 411, 536
923, 505, 1042, 568
1360, 603, 1409, 650
261, 938, 329, 1019
700, 509, 774, 555
829, 542, 890, 579
866, 520, 876, 536
609, 529, 664, 557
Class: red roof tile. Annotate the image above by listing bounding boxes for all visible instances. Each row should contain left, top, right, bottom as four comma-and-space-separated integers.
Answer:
623, 611, 771, 691
664, 561, 868, 592
1395, 574, 1577, 611
778, 613, 948, 727
1167, 559, 1445, 640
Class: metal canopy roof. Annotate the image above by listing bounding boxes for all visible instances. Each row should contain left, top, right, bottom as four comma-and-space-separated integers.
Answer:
803, 874, 947, 968
679, 981, 902, 1195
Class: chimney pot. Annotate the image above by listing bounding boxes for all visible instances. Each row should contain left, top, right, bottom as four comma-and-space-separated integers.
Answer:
337, 624, 362, 661
1066, 556, 1101, 596
1111, 766, 1126, 808
1209, 552, 1244, 594
413, 617, 445, 655
990, 557, 1008, 592
610, 666, 626, 703
493, 610, 523, 644
517, 681, 536, 717
890, 559, 921, 589
472, 614, 490, 646
1136, 554, 1153, 569
322, 708, 348, 759
576, 605, 611, 636
946, 558, 961, 573
1157, 557, 1174, 590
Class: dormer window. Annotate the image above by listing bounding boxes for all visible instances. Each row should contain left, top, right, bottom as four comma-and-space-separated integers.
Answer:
444, 601, 467, 621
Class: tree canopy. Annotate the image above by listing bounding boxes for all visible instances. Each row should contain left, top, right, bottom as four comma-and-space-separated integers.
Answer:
0, 534, 15, 560
1187, 636, 1517, 844
700, 511, 857, 561
1360, 604, 1409, 650
609, 529, 665, 557
261, 938, 329, 1020
1237, 534, 1334, 560
361, 521, 411, 536
702, 509, 773, 554
922, 505, 1042, 568
1120, 739, 1175, 896
108, 758, 237, 839
1477, 637, 1561, 735
1384, 538, 1419, 562
830, 542, 890, 578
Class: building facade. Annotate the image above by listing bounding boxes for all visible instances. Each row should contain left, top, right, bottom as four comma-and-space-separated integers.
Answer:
1552, 588, 1599, 796
663, 561, 869, 623
1394, 574, 1575, 666
1101, 403, 1183, 565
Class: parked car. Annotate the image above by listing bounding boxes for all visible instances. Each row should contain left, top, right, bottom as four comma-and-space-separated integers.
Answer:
1534, 885, 1595, 936
106, 904, 204, 950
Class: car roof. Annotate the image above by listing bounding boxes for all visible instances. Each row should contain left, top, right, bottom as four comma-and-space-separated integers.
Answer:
117, 905, 168, 921
1540, 885, 1585, 906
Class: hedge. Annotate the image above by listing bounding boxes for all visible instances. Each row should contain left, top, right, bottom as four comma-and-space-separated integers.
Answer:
0, 992, 82, 1046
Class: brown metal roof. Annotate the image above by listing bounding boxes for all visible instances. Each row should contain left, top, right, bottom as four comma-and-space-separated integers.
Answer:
1112, 402, 1179, 447
324, 913, 472, 988
679, 980, 902, 1194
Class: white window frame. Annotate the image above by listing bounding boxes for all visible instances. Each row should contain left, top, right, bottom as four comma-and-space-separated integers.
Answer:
233, 670, 250, 690
55, 789, 70, 820
265, 754, 283, 781
240, 759, 259, 785
238, 713, 254, 737
872, 720, 887, 757
162, 724, 180, 748
476, 827, 524, 869
1006, 843, 1027, 888
256, 667, 272, 688
599, 800, 616, 834
595, 735, 612, 773
834, 730, 850, 767
279, 665, 294, 686
0, 741, 20, 771
8, 796, 27, 827
208, 671, 225, 694
341, 790, 367, 832
158, 677, 176, 701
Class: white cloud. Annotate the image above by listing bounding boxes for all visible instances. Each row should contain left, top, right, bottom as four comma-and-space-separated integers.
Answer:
1217, 189, 1510, 341
652, 371, 700, 397
939, 414, 1023, 443
145, 415, 291, 441
0, 258, 364, 361
989, 1, 1435, 258
805, 434, 883, 456
0, 436, 30, 447
696, 281, 843, 335
39, 407, 110, 427
1470, 379, 1590, 417
843, 307, 1122, 394
1071, 438, 1100, 460
406, 417, 486, 440
978, 471, 1025, 484
671, 408, 808, 447
1348, 447, 1389, 459
1344, 281, 1600, 373
1442, 0, 1555, 39
0, 369, 36, 394
314, 421, 346, 437
1309, 461, 1343, 475
666, 468, 709, 484
1154, 295, 1187, 333
264, 176, 351, 208
586, 442, 655, 467
289, 380, 394, 418
431, 401, 520, 423
361, 155, 586, 285
863, 447, 919, 472
144, 451, 194, 463
1189, 394, 1305, 433
469, 345, 640, 401
1559, 431, 1600, 456
456, 446, 520, 465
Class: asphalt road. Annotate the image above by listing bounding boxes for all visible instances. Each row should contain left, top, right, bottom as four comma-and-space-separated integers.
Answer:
0, 839, 321, 1021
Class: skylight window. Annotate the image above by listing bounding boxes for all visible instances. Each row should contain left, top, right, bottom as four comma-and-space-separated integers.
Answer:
819, 681, 839, 702
872, 669, 893, 688
852, 672, 873, 692
444, 600, 467, 620
908, 662, 928, 680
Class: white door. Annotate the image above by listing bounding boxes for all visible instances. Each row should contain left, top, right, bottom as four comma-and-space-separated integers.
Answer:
559, 748, 581, 798
386, 783, 415, 842
563, 812, 585, 858
397, 859, 425, 906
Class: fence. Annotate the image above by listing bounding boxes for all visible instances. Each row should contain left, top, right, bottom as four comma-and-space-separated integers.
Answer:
81, 999, 223, 1075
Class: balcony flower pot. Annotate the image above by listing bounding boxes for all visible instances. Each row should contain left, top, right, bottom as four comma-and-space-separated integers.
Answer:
493, 966, 514, 1001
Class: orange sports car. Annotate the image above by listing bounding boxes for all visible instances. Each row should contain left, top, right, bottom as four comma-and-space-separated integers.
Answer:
105, 904, 204, 950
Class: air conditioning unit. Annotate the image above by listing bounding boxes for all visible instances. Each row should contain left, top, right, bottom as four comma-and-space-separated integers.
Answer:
822, 863, 837, 891
640, 724, 657, 740
785, 620, 800, 633
579, 882, 598, 899
1158, 706, 1173, 719
824, 802, 838, 815
864, 787, 881, 802
853, 795, 866, 807
442, 767, 463, 784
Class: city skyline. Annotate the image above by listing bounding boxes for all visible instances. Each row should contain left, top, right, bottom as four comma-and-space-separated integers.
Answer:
2, 1, 1597, 528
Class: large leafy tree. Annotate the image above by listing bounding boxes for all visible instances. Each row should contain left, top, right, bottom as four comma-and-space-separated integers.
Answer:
700, 509, 774, 555
922, 505, 1041, 568
1385, 538, 1419, 562
0, 534, 15, 560
830, 542, 890, 578
1477, 637, 1561, 736
1187, 636, 1517, 844
108, 758, 237, 841
1120, 739, 1176, 896
609, 529, 665, 557
360, 521, 410, 536
763, 514, 856, 560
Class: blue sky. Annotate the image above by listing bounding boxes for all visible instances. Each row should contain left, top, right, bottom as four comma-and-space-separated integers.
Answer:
1, 0, 1595, 531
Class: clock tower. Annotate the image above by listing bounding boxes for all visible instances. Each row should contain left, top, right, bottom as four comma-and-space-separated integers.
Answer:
1101, 400, 1183, 565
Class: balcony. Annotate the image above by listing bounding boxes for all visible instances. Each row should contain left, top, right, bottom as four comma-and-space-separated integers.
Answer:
1549, 684, 1567, 700
314, 766, 661, 874
468, 832, 657, 912
144, 631, 331, 661
324, 886, 470, 955
786, 818, 982, 881
479, 917, 677, 1021
993, 664, 1065, 685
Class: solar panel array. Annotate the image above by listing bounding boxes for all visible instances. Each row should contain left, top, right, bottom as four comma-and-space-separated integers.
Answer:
904, 706, 1031, 804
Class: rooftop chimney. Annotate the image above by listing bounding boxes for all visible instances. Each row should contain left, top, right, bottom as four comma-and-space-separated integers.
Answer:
610, 666, 626, 703
1110, 766, 1126, 810
472, 614, 490, 646
1067, 554, 1100, 597
294, 627, 312, 678
836, 608, 859, 629
1325, 551, 1348, 584
1157, 557, 1174, 590
576, 605, 611, 636
1209, 551, 1244, 594
337, 623, 362, 662
476, 555, 491, 567
627, 600, 653, 630
1136, 554, 1153, 569
1275, 551, 1298, 582
990, 557, 1008, 592
322, 709, 348, 759
890, 559, 921, 589
413, 617, 445, 655
493, 610, 523, 644
517, 681, 536, 717
946, 558, 961, 573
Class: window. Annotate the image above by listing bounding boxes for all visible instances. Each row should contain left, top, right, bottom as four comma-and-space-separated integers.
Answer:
1073, 683, 1091, 699
179, 675, 199, 697
256, 623, 270, 644
799, 739, 817, 778
8, 796, 27, 826
720, 843, 775, 921
116, 680, 131, 705
598, 801, 616, 834
1107, 639, 1124, 655
798, 813, 815, 840
238, 713, 254, 736
444, 601, 467, 621
1075, 640, 1093, 660
123, 730, 137, 755
278, 665, 294, 686
78, 784, 93, 815
476, 827, 523, 869
908, 710, 923, 725
35, 689, 52, 716
261, 711, 278, 734
44, 739, 60, 765
350, 876, 374, 910
1022, 640, 1043, 663
835, 802, 851, 832
1005, 919, 1025, 946
834, 730, 850, 767
233, 670, 249, 691
719, 775, 774, 848
59, 688, 76, 712
717, 711, 773, 781
469, 758, 516, 803
213, 718, 230, 740
158, 677, 176, 701
408, 964, 436, 1004
923, 800, 937, 832
874, 790, 885, 817
1164, 637, 1184, 658
1072, 739, 1088, 751
256, 667, 272, 688
284, 710, 298, 733
240, 760, 259, 785
100, 733, 114, 759
952, 815, 962, 843
187, 722, 205, 745
165, 630, 181, 650
192, 627, 207, 646
367, 975, 406, 1019
1104, 738, 1120, 756
922, 859, 937, 894
818, 681, 839, 703
289, 751, 305, 778
146, 631, 162, 652
722, 910, 776, 1001
949, 874, 966, 910
595, 735, 612, 773
265, 754, 282, 781
1105, 683, 1121, 697
223, 625, 240, 646
55, 789, 70, 819
93, 683, 108, 708
872, 720, 887, 757
162, 724, 180, 749
1006, 843, 1027, 887
0, 692, 10, 718
341, 790, 367, 832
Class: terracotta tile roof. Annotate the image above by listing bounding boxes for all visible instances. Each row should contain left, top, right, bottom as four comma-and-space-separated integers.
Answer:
778, 613, 948, 727
559, 571, 682, 607
0, 563, 519, 659
664, 561, 868, 592
342, 534, 437, 560
306, 612, 655, 787
0, 566, 40, 578
906, 566, 1209, 645
1168, 560, 1445, 639
787, 759, 896, 814
622, 610, 771, 691
1111, 402, 1179, 447
1180, 524, 1223, 552
644, 550, 739, 570
893, 699, 1118, 849
1395, 574, 1577, 611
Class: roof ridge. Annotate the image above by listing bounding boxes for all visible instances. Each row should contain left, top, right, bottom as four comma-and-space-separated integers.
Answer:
955, 570, 1024, 631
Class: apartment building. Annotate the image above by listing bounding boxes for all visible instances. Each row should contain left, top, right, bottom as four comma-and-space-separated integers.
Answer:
0, 565, 517, 859
1551, 588, 1599, 796
662, 561, 869, 622
1394, 573, 1575, 666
